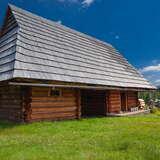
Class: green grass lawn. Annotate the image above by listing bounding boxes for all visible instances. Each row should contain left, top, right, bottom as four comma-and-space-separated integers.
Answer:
1, 115, 160, 160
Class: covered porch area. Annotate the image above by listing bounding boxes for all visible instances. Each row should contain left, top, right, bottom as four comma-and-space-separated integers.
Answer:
80, 89, 143, 117
107, 90, 143, 115
81, 90, 107, 117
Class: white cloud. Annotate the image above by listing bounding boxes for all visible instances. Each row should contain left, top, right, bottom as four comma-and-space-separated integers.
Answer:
57, 0, 78, 2
38, 0, 96, 7
109, 32, 120, 40
152, 59, 159, 65
82, 0, 95, 6
140, 64, 160, 73
139, 61, 160, 86
155, 79, 160, 83
154, 79, 160, 86
56, 0, 95, 7
115, 35, 120, 40
57, 20, 62, 24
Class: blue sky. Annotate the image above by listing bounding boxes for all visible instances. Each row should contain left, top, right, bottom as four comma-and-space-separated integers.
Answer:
0, 0, 160, 86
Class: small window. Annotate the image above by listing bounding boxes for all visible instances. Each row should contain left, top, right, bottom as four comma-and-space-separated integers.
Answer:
49, 88, 61, 97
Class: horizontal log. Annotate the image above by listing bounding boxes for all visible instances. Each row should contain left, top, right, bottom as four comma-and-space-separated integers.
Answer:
0, 114, 22, 120
109, 107, 120, 111
31, 87, 50, 92
0, 108, 21, 111
109, 106, 120, 110
127, 93, 137, 95
82, 103, 105, 106
62, 93, 76, 97
82, 104, 105, 107
109, 97, 121, 100
109, 106, 121, 109
31, 87, 74, 92
0, 104, 22, 108
32, 92, 49, 97
128, 101, 137, 104
128, 98, 138, 100
109, 93, 120, 96
31, 104, 77, 109
0, 85, 22, 122
110, 102, 121, 105
128, 97, 137, 100
0, 97, 22, 101
127, 100, 137, 103
0, 93, 21, 97
31, 97, 76, 102
109, 97, 120, 100
0, 101, 21, 105
0, 89, 21, 93
83, 111, 105, 114
81, 107, 105, 110
128, 104, 137, 106
30, 111, 76, 119
31, 106, 77, 113
31, 88, 76, 96
0, 112, 22, 116
31, 101, 76, 107
29, 115, 77, 122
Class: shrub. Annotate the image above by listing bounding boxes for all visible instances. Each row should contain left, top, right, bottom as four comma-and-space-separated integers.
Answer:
151, 107, 160, 116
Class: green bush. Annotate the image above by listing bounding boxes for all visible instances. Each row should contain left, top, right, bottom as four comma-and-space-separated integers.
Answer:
151, 107, 160, 116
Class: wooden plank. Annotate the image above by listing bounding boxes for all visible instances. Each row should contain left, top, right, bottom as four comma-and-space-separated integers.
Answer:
76, 89, 81, 119
25, 87, 78, 122
30, 116, 77, 122
31, 97, 76, 102
108, 90, 121, 113
31, 101, 76, 107
0, 85, 23, 122
30, 112, 76, 119
31, 106, 77, 113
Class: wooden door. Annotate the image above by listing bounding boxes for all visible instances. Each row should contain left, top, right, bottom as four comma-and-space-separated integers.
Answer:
81, 90, 106, 116
121, 92, 127, 111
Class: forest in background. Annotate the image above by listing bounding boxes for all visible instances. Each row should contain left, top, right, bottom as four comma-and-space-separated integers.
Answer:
138, 89, 160, 103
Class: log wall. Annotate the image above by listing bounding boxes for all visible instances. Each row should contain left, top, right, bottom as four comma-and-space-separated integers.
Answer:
108, 90, 121, 113
127, 91, 138, 110
107, 91, 138, 113
0, 85, 139, 122
27, 87, 79, 122
0, 86, 23, 122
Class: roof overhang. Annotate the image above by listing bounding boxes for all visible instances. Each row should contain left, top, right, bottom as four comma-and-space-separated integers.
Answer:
7, 82, 157, 91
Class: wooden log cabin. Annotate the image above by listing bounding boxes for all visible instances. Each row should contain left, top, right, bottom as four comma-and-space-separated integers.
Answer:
0, 4, 156, 122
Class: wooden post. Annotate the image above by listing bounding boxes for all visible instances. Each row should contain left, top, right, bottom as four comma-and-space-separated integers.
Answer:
76, 89, 81, 119
105, 91, 109, 115
125, 92, 128, 111
108, 90, 121, 113
22, 87, 32, 122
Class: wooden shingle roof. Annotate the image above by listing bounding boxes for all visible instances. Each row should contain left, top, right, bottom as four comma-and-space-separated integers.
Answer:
0, 4, 155, 89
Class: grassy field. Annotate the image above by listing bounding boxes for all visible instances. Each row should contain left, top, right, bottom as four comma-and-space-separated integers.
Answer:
1, 115, 160, 160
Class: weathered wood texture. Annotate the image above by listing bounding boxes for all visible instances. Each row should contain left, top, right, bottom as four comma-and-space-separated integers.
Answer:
108, 90, 121, 113
0, 86, 23, 122
108, 91, 138, 113
81, 90, 106, 116
127, 91, 138, 110
27, 87, 79, 122
0, 84, 139, 122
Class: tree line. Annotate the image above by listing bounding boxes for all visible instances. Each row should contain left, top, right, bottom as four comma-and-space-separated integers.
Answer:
138, 89, 160, 103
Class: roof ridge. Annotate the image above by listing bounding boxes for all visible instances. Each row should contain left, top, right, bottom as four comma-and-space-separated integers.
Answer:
8, 4, 113, 48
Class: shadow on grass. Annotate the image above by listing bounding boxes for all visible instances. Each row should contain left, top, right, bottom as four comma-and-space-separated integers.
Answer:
0, 120, 21, 130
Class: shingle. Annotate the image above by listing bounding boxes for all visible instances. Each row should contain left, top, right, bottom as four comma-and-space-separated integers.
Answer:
0, 4, 155, 89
